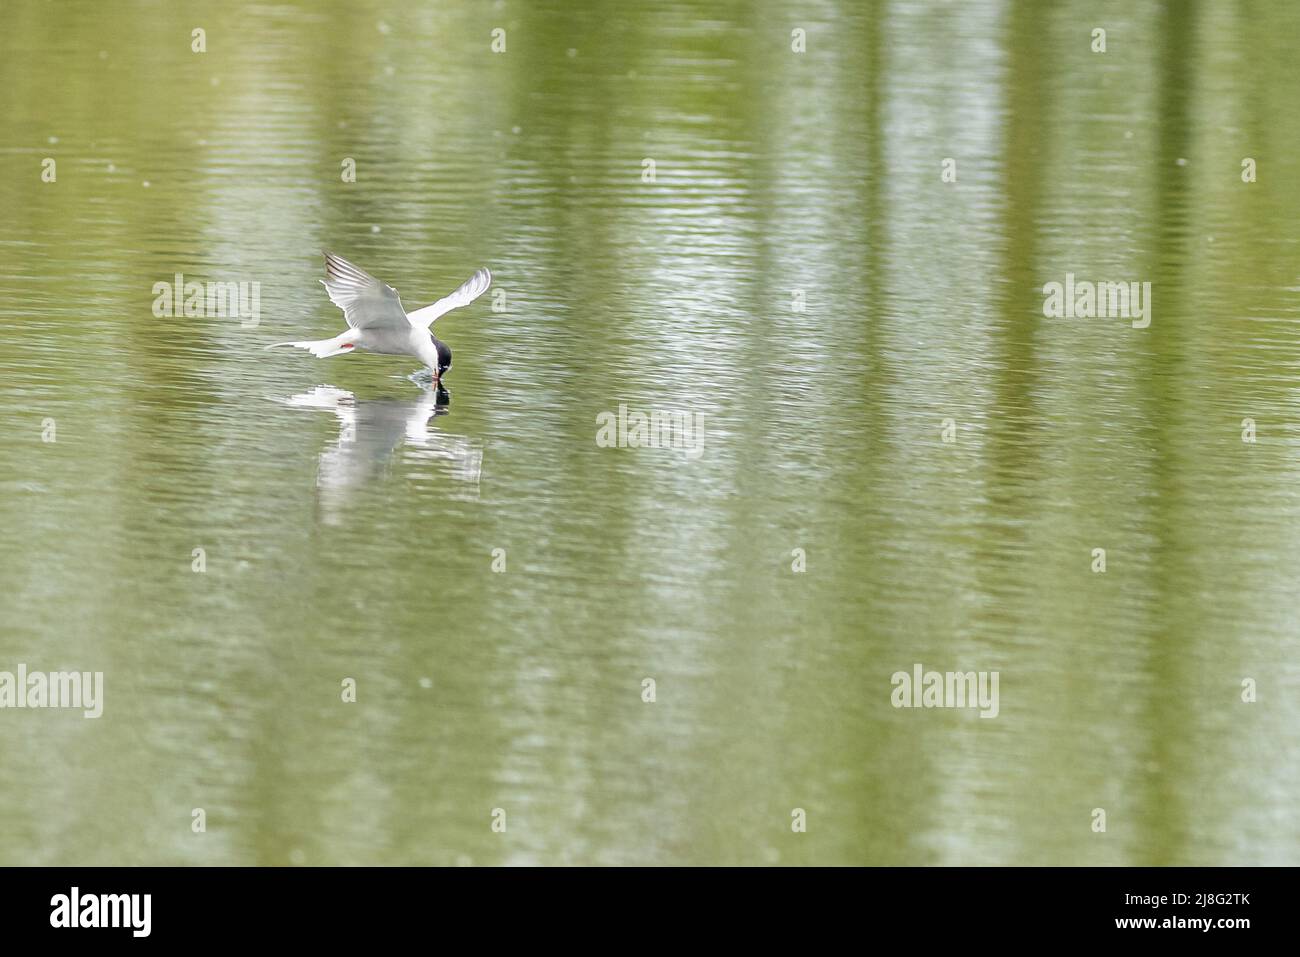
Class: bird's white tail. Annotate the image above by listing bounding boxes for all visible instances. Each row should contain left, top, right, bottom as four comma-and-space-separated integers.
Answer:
265, 332, 358, 358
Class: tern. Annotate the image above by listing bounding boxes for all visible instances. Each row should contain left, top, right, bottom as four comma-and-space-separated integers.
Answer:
268, 252, 491, 381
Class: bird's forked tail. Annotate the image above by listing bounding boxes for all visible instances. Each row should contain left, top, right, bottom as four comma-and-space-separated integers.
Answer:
265, 331, 359, 358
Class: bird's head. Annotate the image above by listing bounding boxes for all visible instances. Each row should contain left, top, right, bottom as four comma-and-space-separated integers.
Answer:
430, 334, 452, 376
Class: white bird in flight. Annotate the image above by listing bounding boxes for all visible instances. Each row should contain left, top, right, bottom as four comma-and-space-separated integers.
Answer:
268, 252, 491, 381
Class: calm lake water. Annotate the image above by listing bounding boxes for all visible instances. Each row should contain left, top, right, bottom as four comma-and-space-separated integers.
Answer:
1, 0, 1298, 865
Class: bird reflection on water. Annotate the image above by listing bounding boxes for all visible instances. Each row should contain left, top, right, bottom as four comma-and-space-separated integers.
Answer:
274, 384, 483, 522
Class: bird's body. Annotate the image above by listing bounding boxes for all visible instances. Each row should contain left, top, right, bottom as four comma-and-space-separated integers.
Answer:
268, 252, 490, 381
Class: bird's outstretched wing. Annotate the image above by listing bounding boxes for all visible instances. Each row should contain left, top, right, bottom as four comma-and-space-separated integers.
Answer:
407, 267, 492, 329
320, 251, 412, 331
